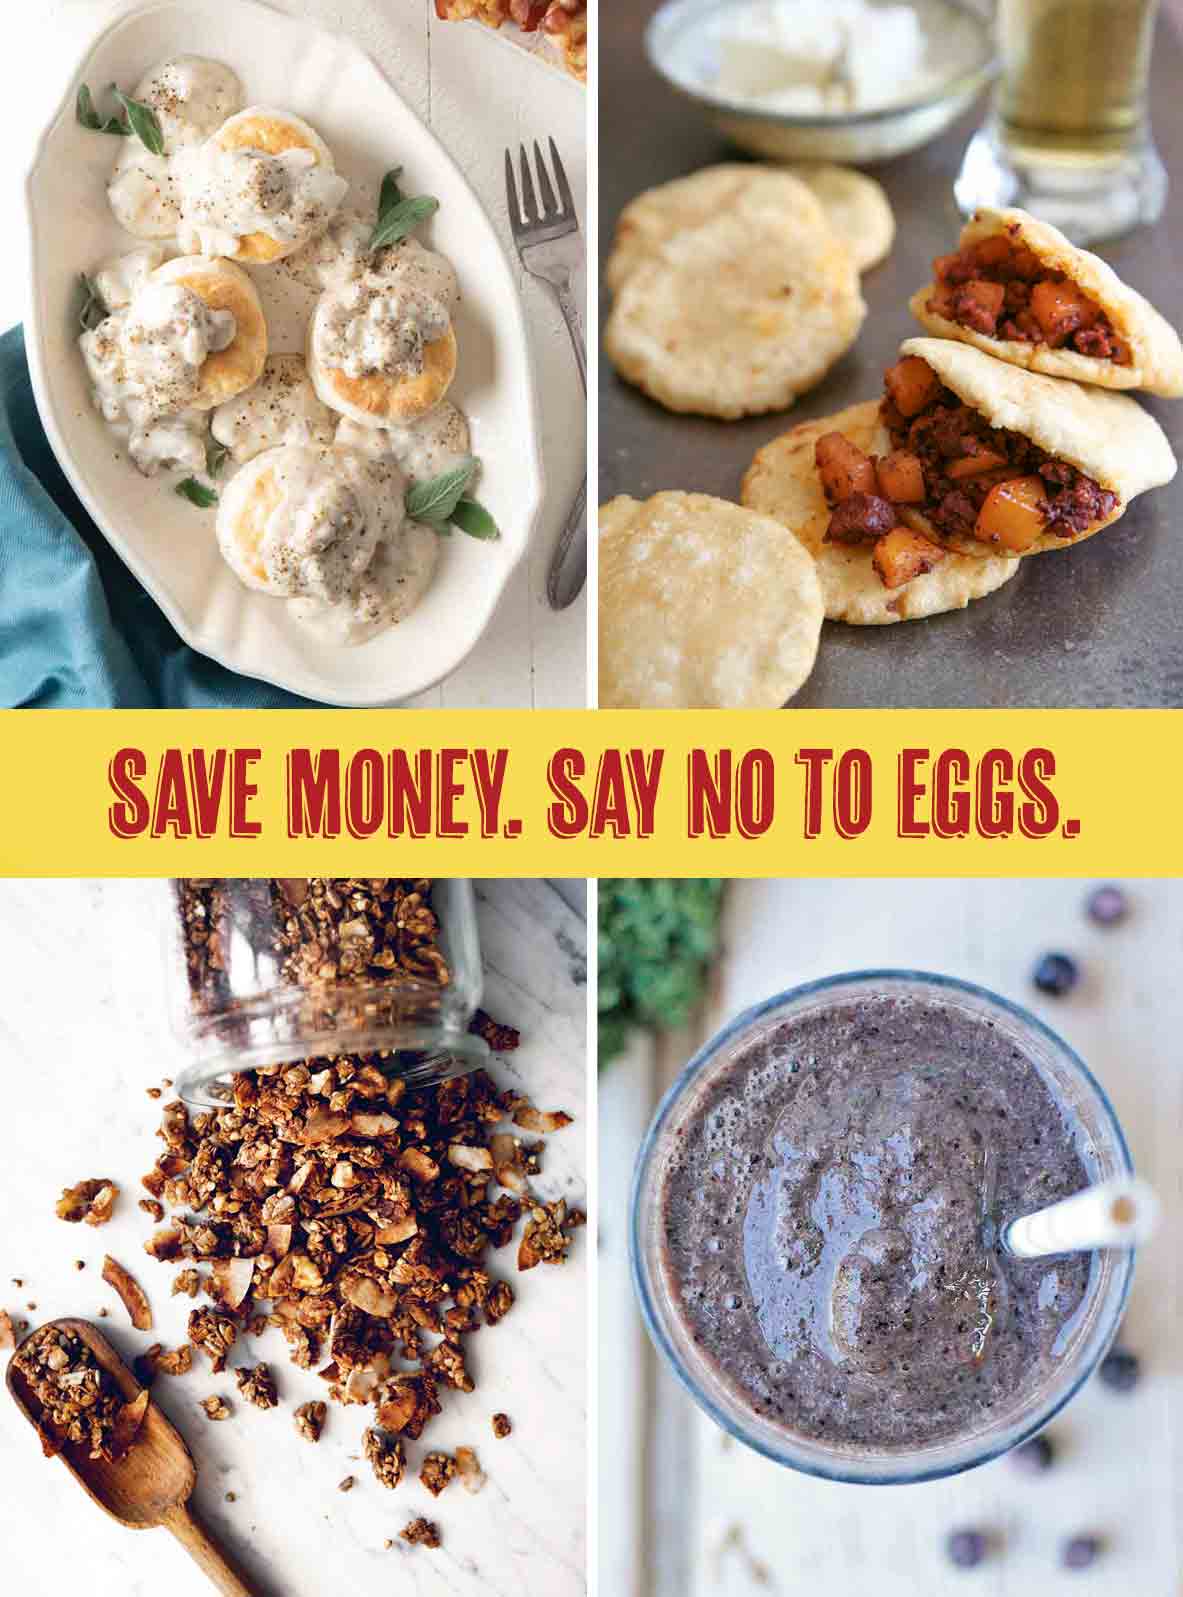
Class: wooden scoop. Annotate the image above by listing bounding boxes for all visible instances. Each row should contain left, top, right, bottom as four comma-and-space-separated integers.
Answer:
7, 1318, 260, 1596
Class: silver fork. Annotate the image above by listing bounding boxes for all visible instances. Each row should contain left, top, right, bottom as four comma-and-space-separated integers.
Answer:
505, 137, 586, 610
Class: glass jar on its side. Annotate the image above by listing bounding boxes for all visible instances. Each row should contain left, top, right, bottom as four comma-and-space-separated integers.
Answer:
166, 878, 488, 1107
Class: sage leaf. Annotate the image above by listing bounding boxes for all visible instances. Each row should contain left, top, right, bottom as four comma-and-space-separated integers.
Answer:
405, 458, 476, 524
78, 273, 108, 333
370, 194, 439, 252
377, 167, 404, 225
450, 497, 500, 540
76, 83, 130, 136
111, 88, 166, 156
205, 438, 230, 478
176, 477, 218, 509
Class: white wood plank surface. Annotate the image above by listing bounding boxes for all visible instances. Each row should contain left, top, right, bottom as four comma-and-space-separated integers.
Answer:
600, 880, 1183, 1597
3, 0, 586, 708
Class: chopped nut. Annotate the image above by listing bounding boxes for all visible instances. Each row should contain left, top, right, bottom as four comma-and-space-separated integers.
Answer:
74, 1260, 86, 1272
419, 1451, 457, 1497
56, 1180, 118, 1227
456, 1445, 486, 1494
172, 1269, 202, 1299
337, 1475, 355, 1493
468, 1009, 520, 1052
102, 1256, 153, 1331
510, 1100, 573, 1135
401, 1517, 442, 1549
138, 1342, 193, 1383
374, 1372, 440, 1439
492, 1412, 512, 1439
200, 1395, 232, 1421
363, 1427, 406, 1489
293, 1400, 326, 1442
234, 1363, 278, 1410
138, 1199, 165, 1223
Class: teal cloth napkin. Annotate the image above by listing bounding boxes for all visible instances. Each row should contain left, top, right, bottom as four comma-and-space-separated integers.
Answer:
0, 324, 316, 708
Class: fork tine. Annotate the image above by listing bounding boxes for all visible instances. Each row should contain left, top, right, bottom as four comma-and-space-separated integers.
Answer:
548, 137, 575, 218
503, 148, 520, 227
532, 141, 558, 217
518, 144, 540, 225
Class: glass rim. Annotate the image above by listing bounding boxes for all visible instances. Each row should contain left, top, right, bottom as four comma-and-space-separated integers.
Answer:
630, 969, 1135, 1486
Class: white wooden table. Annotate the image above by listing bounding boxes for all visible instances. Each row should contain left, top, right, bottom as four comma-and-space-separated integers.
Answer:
4, 0, 587, 708
600, 879, 1183, 1597
0, 878, 587, 1597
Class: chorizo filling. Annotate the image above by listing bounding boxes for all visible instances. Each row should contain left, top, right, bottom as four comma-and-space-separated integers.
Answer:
927, 230, 1130, 364
816, 356, 1118, 588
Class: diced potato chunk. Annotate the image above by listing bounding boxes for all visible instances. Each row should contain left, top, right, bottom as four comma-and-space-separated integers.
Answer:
871, 528, 947, 589
1030, 279, 1098, 345
969, 235, 1013, 270
976, 475, 1048, 551
815, 432, 877, 503
956, 278, 1005, 324
883, 357, 942, 419
946, 450, 1011, 480
875, 450, 926, 503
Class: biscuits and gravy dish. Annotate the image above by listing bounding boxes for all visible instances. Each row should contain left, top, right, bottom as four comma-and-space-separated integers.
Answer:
74, 56, 495, 648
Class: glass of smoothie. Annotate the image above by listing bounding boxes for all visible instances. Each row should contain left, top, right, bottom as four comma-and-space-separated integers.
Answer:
631, 971, 1135, 1484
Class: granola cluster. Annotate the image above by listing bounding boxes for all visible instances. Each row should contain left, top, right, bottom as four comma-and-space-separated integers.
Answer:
235, 1363, 279, 1410
294, 1399, 326, 1442
139, 1047, 580, 1487
401, 1516, 441, 1548
55, 1179, 118, 1226
12, 1327, 144, 1461
176, 879, 450, 1011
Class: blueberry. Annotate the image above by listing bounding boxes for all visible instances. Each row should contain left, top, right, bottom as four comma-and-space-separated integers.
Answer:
946, 1529, 988, 1569
1011, 1433, 1055, 1473
1063, 1535, 1103, 1570
1033, 953, 1078, 996
1086, 884, 1128, 926
1099, 1346, 1140, 1393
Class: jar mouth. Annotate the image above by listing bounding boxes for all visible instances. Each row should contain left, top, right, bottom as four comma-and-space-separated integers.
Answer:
175, 1025, 491, 1110
630, 969, 1135, 1485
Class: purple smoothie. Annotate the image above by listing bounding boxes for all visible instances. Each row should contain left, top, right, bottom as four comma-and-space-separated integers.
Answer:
658, 989, 1096, 1452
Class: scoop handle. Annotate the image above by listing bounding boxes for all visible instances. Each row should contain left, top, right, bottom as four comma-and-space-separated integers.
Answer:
162, 1502, 260, 1597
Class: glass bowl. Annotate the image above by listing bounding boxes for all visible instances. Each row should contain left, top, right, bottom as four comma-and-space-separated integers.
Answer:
631, 970, 1135, 1484
646, 0, 998, 165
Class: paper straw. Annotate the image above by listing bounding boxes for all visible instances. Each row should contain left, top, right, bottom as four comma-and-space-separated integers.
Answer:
1003, 1178, 1160, 1259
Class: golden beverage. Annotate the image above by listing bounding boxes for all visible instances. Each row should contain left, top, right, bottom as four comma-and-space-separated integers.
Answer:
997, 0, 1159, 156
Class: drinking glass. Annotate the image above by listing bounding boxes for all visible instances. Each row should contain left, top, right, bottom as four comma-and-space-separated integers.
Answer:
631, 971, 1135, 1484
955, 0, 1167, 242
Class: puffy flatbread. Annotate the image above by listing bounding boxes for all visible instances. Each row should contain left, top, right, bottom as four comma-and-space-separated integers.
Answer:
910, 207, 1183, 398
599, 491, 824, 706
604, 184, 865, 420
783, 164, 895, 272
741, 401, 1020, 625
897, 336, 1177, 556
605, 165, 831, 296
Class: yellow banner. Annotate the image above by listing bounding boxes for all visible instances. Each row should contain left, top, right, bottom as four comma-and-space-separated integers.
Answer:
0, 709, 1177, 876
